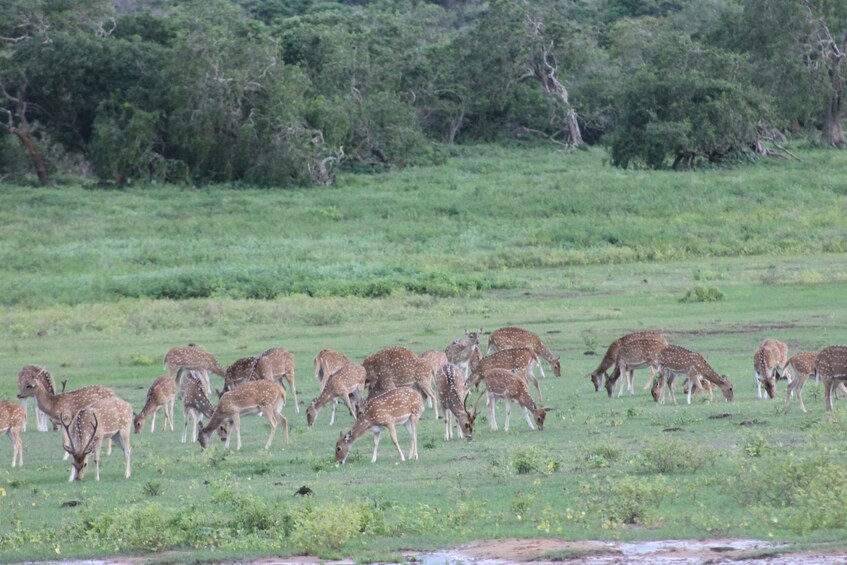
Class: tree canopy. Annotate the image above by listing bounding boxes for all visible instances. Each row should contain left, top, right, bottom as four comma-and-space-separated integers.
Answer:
0, 0, 841, 186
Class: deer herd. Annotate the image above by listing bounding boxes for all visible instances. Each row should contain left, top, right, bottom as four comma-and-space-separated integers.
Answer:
4, 327, 847, 479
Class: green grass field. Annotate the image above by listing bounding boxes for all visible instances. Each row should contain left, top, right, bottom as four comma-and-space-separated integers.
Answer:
1, 145, 847, 562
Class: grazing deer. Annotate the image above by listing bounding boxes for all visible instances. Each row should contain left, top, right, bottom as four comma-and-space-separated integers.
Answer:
366, 354, 439, 420
815, 345, 847, 419
363, 346, 418, 388
487, 326, 561, 379
474, 368, 552, 431
306, 363, 366, 426
0, 400, 25, 467
17, 366, 115, 459
179, 370, 215, 443
782, 351, 819, 413
164, 345, 226, 395
61, 396, 133, 481
652, 345, 734, 405
314, 349, 351, 386
445, 328, 484, 380
587, 331, 667, 392
257, 347, 299, 412
219, 356, 262, 396
335, 387, 424, 464
436, 363, 475, 440
683, 376, 715, 401
754, 339, 788, 399
602, 336, 666, 398
133, 375, 176, 434
198, 380, 289, 450
467, 347, 544, 401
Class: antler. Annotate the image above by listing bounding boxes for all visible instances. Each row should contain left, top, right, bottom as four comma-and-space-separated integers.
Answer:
82, 413, 99, 455
60, 412, 76, 454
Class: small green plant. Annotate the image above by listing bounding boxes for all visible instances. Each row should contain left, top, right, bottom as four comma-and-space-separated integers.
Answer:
290, 501, 364, 553
583, 475, 667, 527
743, 433, 770, 457
584, 443, 623, 469
509, 446, 560, 475
636, 439, 710, 474
142, 481, 162, 497
130, 354, 157, 366
680, 284, 724, 303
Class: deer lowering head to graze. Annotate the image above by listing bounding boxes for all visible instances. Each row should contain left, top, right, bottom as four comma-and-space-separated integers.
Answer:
257, 347, 299, 413
335, 387, 424, 464
133, 375, 176, 434
61, 396, 133, 481
198, 380, 289, 450
306, 363, 366, 427
163, 345, 226, 395
467, 347, 544, 402
445, 329, 484, 380
179, 370, 215, 443
17, 367, 116, 459
473, 368, 552, 432
16, 364, 57, 432
219, 356, 263, 397
487, 326, 561, 378
362, 346, 418, 389
753, 339, 789, 400
653, 345, 733, 405
782, 351, 819, 413
814, 345, 847, 419
314, 349, 351, 386
587, 331, 667, 392
365, 354, 439, 419
0, 400, 25, 467
602, 336, 666, 398
436, 363, 475, 440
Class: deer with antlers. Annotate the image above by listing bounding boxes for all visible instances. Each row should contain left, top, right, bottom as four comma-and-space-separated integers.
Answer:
437, 363, 475, 440
445, 328, 484, 380
257, 347, 298, 413
0, 400, 25, 467
198, 380, 289, 450
335, 387, 424, 464
754, 339, 788, 400
17, 365, 115, 459
133, 375, 176, 434
652, 345, 734, 405
474, 368, 552, 431
587, 331, 667, 393
164, 345, 226, 395
179, 370, 215, 443
61, 396, 133, 481
487, 326, 561, 379
306, 363, 366, 426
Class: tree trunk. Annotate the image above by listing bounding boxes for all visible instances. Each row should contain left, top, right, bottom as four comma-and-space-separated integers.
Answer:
12, 128, 50, 185
821, 94, 844, 148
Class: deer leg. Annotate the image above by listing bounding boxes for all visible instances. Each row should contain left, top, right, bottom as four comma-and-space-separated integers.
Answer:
15, 428, 23, 467
288, 376, 300, 414
262, 406, 277, 450
488, 394, 498, 431
385, 422, 405, 462
526, 370, 543, 402
233, 414, 242, 450
826, 378, 836, 418
523, 406, 535, 430
755, 372, 763, 400
62, 428, 71, 460
150, 408, 157, 433
686, 375, 695, 405
444, 409, 452, 440
330, 399, 337, 426
371, 430, 382, 463
342, 392, 356, 422
504, 400, 512, 432
94, 439, 103, 481
406, 416, 419, 460
275, 402, 289, 445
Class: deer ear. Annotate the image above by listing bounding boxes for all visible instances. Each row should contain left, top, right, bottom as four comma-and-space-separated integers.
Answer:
541, 406, 556, 412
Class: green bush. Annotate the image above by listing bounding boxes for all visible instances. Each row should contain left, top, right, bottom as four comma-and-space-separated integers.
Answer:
636, 439, 710, 474
679, 284, 724, 303
583, 475, 667, 526
290, 501, 364, 554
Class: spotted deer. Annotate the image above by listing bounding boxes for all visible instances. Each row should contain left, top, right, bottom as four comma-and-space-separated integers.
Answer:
198, 380, 289, 450
365, 354, 439, 420
164, 345, 226, 395
782, 351, 820, 413
17, 366, 115, 459
436, 363, 475, 440
473, 368, 552, 431
445, 328, 484, 380
419, 349, 448, 378
306, 363, 366, 426
257, 347, 298, 412
179, 370, 215, 443
363, 346, 418, 389
335, 387, 424, 464
467, 347, 544, 402
602, 336, 666, 398
61, 396, 133, 481
218, 356, 262, 396
754, 339, 788, 400
16, 364, 57, 432
652, 345, 734, 405
815, 345, 847, 419
487, 326, 561, 379
0, 400, 25, 467
314, 349, 351, 386
133, 375, 176, 434
587, 331, 667, 393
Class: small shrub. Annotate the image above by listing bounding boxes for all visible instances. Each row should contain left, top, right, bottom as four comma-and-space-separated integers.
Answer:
585, 443, 624, 469
290, 501, 363, 553
743, 433, 770, 457
130, 354, 157, 367
509, 446, 560, 475
636, 438, 710, 474
142, 481, 162, 497
680, 284, 724, 303
583, 475, 666, 526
